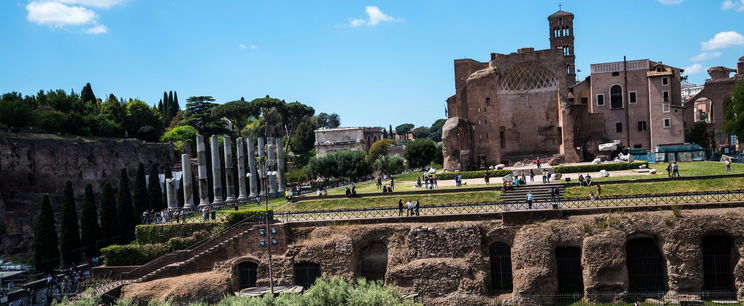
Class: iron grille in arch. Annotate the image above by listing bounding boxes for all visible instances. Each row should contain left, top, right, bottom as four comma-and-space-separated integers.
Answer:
236, 262, 258, 289
489, 242, 513, 292
702, 235, 736, 295
497, 61, 558, 94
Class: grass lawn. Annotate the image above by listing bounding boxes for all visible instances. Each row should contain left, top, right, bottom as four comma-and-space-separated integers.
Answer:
182, 198, 287, 223
277, 191, 501, 211
325, 170, 454, 195
563, 177, 744, 198
592, 161, 744, 182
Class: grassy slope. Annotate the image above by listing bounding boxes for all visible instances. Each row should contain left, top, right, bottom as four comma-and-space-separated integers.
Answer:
563, 177, 744, 198
593, 161, 744, 182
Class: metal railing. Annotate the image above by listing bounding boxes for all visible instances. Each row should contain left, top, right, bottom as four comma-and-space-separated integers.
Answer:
274, 189, 744, 223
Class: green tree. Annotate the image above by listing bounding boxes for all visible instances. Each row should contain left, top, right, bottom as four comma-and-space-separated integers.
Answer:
291, 118, 318, 155
0, 92, 35, 129
724, 80, 744, 142
59, 181, 81, 266
367, 138, 394, 165
180, 96, 227, 135
80, 183, 100, 258
99, 183, 118, 246
688, 121, 712, 148
335, 150, 371, 180
327, 113, 341, 128
211, 99, 257, 135
434, 143, 444, 165
160, 125, 198, 142
123, 99, 163, 141
33, 195, 59, 272
148, 165, 164, 211
374, 154, 405, 175
250, 95, 286, 137
133, 163, 149, 217
404, 138, 437, 169
117, 169, 135, 243
429, 118, 446, 142
411, 126, 430, 139
317, 112, 330, 129
282, 101, 315, 139
395, 123, 414, 136
80, 82, 96, 104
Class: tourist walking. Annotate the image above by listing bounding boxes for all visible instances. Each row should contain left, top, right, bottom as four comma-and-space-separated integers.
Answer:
484, 171, 490, 185
542, 170, 548, 184
398, 199, 403, 216
415, 198, 420, 216
672, 162, 681, 178
376, 176, 382, 189
725, 159, 732, 174
526, 191, 534, 209
406, 200, 414, 216
390, 176, 395, 191
202, 206, 209, 221
530, 169, 535, 182
536, 157, 541, 168
666, 163, 673, 177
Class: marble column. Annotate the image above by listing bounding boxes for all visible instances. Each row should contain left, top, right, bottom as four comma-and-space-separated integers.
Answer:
276, 138, 286, 193
210, 135, 224, 205
247, 136, 258, 198
223, 135, 236, 203
181, 153, 194, 209
257, 137, 266, 197
166, 178, 178, 210
196, 135, 210, 207
236, 137, 248, 201
267, 137, 278, 196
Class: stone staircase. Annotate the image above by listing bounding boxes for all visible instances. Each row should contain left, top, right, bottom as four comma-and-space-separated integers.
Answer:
501, 183, 563, 207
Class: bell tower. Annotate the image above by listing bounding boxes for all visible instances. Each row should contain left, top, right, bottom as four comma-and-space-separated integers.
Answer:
548, 10, 576, 84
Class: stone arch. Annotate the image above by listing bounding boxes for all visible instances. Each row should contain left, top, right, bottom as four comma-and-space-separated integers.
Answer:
489, 241, 513, 293
294, 261, 321, 288
497, 62, 558, 94
231, 257, 260, 291
702, 233, 737, 298
555, 246, 584, 294
625, 236, 668, 296
693, 97, 712, 123
359, 241, 388, 282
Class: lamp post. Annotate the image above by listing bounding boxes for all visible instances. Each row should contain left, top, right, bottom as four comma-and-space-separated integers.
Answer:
247, 148, 276, 294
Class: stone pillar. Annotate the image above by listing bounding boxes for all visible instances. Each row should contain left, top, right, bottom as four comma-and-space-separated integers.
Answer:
247, 136, 258, 198
196, 135, 210, 207
267, 137, 278, 196
236, 137, 248, 201
257, 137, 266, 197
181, 153, 194, 209
166, 178, 178, 210
210, 135, 224, 205
276, 138, 286, 193
223, 135, 236, 203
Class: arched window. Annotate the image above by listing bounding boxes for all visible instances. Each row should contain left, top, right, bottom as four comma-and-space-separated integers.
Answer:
490, 242, 513, 292
360, 242, 388, 282
703, 235, 736, 297
610, 85, 623, 109
294, 262, 321, 288
626, 237, 667, 294
236, 261, 258, 289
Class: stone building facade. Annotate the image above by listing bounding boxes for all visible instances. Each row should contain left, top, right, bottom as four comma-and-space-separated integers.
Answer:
314, 127, 383, 157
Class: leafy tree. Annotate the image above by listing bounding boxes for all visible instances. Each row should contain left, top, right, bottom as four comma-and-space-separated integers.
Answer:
282, 102, 315, 138
148, 165, 164, 211
374, 154, 405, 175
724, 80, 744, 143
250, 95, 286, 137
305, 155, 336, 180
132, 163, 149, 216
117, 169, 135, 243
0, 92, 36, 129
180, 96, 226, 136
33, 195, 59, 272
101, 94, 126, 124
395, 123, 414, 136
211, 99, 257, 135
291, 118, 319, 155
317, 113, 330, 129
123, 99, 163, 141
80, 183, 100, 258
160, 125, 198, 142
388, 125, 394, 139
687, 121, 712, 148
411, 126, 430, 139
80, 82, 96, 104
34, 106, 66, 131
367, 138, 394, 165
335, 150, 371, 180
99, 183, 118, 246
434, 143, 444, 165
429, 118, 446, 142
327, 113, 341, 128
59, 181, 81, 266
403, 138, 437, 169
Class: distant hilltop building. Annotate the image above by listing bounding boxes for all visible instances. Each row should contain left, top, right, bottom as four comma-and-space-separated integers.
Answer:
442, 9, 697, 171
314, 127, 383, 157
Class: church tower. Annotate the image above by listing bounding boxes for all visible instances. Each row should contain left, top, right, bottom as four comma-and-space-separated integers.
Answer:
548, 10, 576, 84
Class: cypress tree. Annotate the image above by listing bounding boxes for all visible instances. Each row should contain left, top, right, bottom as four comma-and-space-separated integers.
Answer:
158, 99, 164, 116
117, 169, 135, 243
163, 91, 171, 124
33, 195, 60, 273
81, 82, 96, 103
148, 165, 164, 211
80, 184, 100, 258
173, 91, 179, 112
59, 181, 81, 266
133, 163, 149, 216
99, 183, 118, 246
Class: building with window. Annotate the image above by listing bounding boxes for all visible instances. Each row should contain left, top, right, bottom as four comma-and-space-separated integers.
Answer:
314, 127, 383, 157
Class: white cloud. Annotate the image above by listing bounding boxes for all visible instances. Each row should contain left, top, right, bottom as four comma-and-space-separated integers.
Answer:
657, 0, 684, 5
239, 44, 246, 49
684, 63, 704, 74
250, 44, 257, 49
700, 31, 744, 50
689, 51, 722, 61
56, 0, 127, 9
238, 44, 257, 49
26, 1, 97, 26
722, 0, 744, 12
349, 6, 400, 27
84, 24, 107, 34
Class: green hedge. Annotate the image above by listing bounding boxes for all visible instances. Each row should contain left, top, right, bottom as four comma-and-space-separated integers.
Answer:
135, 222, 223, 244
436, 169, 512, 180
225, 208, 271, 226
102, 230, 210, 266
553, 161, 648, 174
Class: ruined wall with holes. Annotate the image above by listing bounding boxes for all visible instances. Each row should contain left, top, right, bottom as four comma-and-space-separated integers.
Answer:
123, 208, 744, 305
0, 134, 175, 255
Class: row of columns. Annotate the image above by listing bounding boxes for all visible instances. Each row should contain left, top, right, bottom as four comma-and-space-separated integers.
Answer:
166, 135, 285, 210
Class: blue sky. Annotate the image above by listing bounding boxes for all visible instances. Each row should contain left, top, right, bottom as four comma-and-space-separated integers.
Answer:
1, 0, 743, 128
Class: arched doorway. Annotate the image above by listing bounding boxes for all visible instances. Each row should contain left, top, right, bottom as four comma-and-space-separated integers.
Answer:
703, 235, 736, 298
236, 261, 258, 289
626, 237, 667, 295
360, 242, 388, 282
555, 246, 583, 304
489, 242, 513, 293
294, 262, 321, 288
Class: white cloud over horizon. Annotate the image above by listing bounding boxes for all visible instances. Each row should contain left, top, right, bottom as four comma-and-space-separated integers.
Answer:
350, 6, 400, 27
722, 0, 744, 12
56, 0, 127, 9
84, 24, 107, 34
689, 51, 722, 61
701, 31, 744, 50
25, 0, 126, 34
684, 63, 704, 74
657, 0, 684, 5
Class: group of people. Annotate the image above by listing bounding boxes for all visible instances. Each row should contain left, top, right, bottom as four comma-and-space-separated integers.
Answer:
141, 208, 189, 224
397, 199, 420, 216
344, 185, 357, 198
577, 174, 593, 186
588, 184, 602, 201
416, 173, 438, 189
376, 176, 395, 193
665, 162, 681, 178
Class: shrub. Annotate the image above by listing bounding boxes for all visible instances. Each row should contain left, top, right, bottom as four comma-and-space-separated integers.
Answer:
436, 169, 512, 180
135, 222, 223, 244
101, 243, 169, 266
553, 161, 648, 174
225, 208, 270, 226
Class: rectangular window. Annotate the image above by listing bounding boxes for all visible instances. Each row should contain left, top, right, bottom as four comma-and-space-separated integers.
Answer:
597, 94, 605, 106
629, 91, 637, 103
486, 97, 491, 105
663, 104, 671, 113
638, 121, 647, 132
616, 122, 623, 133
663, 91, 669, 102
662, 77, 669, 85
664, 118, 671, 128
